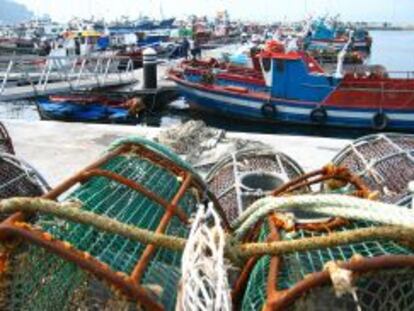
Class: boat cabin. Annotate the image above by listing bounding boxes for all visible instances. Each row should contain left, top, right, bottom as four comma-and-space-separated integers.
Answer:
258, 51, 340, 102
50, 30, 103, 57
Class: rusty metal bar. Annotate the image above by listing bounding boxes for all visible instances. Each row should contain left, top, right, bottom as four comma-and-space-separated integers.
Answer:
123, 143, 232, 231
0, 223, 164, 311
130, 174, 193, 283
268, 255, 414, 310
232, 256, 259, 308
265, 218, 281, 311
83, 169, 190, 224
272, 166, 369, 197
271, 169, 323, 196
45, 147, 125, 200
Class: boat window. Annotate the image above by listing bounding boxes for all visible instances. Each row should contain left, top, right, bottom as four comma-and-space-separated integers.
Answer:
262, 58, 271, 72
276, 59, 284, 72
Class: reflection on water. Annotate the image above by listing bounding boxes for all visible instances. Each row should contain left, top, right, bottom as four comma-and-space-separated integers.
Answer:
368, 30, 414, 71
1, 31, 414, 139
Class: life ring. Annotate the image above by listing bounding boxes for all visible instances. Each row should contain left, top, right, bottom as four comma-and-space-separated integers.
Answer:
372, 112, 388, 130
310, 107, 328, 124
261, 103, 277, 119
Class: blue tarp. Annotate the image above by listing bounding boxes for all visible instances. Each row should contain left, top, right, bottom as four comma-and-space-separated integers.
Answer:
37, 99, 137, 124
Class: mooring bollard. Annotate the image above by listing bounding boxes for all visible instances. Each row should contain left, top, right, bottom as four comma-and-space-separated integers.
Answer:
143, 48, 157, 89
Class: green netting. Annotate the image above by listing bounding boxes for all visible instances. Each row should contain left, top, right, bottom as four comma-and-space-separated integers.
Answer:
241, 220, 414, 311
288, 271, 414, 311
2, 141, 201, 311
241, 221, 270, 310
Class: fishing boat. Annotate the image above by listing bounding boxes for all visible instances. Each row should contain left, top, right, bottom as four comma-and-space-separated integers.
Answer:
169, 49, 414, 131
303, 18, 372, 53
36, 94, 144, 124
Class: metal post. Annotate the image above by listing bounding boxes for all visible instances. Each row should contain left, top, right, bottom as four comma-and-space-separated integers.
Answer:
42, 59, 54, 91
143, 48, 157, 89
103, 57, 112, 85
0, 59, 13, 95
37, 58, 50, 87
76, 58, 87, 88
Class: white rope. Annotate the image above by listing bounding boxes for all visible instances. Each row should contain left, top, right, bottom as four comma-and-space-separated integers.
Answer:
178, 203, 232, 311
233, 194, 414, 239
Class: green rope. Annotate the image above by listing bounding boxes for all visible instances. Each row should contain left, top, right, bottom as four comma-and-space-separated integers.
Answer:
235, 226, 414, 259
3, 196, 414, 264
233, 194, 414, 239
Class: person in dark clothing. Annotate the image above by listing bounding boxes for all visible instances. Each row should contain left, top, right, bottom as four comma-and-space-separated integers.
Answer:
44, 41, 52, 55
190, 39, 202, 60
194, 39, 202, 60
75, 38, 81, 56
182, 37, 190, 59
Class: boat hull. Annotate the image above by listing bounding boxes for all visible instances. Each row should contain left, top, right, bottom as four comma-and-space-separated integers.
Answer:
36, 99, 140, 124
174, 79, 414, 131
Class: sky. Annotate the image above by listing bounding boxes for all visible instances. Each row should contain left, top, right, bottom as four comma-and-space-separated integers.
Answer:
13, 0, 414, 23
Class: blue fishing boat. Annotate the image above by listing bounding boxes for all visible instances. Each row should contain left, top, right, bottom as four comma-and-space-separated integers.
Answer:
304, 18, 371, 52
169, 51, 414, 131
36, 94, 144, 124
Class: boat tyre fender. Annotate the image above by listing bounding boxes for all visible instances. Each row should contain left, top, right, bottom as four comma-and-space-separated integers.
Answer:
261, 103, 277, 119
310, 107, 328, 124
372, 112, 388, 130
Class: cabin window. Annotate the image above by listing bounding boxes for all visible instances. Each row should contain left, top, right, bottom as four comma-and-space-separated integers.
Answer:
262, 58, 271, 72
276, 60, 284, 72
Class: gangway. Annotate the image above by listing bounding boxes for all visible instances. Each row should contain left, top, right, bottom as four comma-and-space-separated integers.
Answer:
0, 54, 140, 101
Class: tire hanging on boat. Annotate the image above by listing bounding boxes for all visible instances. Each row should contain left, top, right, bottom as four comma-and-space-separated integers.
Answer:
261, 103, 277, 119
372, 111, 388, 130
310, 106, 328, 124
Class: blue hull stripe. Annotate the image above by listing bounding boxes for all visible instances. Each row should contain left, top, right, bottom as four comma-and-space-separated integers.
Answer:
177, 83, 414, 130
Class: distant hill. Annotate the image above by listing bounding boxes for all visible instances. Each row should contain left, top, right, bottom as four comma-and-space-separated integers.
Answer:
0, 0, 33, 24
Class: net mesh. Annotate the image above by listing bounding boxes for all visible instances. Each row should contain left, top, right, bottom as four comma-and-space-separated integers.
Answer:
207, 148, 305, 223
0, 122, 14, 155
0, 140, 202, 311
241, 220, 414, 310
0, 154, 48, 221
332, 133, 414, 204
240, 161, 414, 311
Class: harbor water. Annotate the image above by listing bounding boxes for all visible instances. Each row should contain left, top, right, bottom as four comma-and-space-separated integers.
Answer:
1, 30, 414, 138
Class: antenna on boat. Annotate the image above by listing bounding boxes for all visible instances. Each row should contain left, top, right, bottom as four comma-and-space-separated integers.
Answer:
334, 30, 354, 78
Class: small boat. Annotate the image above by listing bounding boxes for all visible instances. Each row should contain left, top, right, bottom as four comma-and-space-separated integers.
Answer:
169, 50, 414, 131
36, 94, 144, 124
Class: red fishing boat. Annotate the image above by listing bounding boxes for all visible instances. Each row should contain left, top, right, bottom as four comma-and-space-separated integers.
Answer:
169, 49, 414, 131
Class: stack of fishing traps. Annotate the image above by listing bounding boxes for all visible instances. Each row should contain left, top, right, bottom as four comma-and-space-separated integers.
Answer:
0, 138, 222, 311
0, 133, 414, 310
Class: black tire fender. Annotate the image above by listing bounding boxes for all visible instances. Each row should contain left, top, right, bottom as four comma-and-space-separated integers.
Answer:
372, 112, 388, 130
310, 107, 328, 124
261, 103, 277, 119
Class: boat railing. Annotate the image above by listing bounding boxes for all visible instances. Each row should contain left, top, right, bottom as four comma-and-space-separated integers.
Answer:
385, 71, 414, 79
0, 54, 137, 99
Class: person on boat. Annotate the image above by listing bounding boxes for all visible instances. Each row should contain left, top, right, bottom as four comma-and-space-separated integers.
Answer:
74, 38, 81, 56
182, 37, 190, 59
191, 39, 201, 60
189, 38, 196, 60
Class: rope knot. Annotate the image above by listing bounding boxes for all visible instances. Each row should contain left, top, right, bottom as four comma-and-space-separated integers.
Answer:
324, 261, 355, 297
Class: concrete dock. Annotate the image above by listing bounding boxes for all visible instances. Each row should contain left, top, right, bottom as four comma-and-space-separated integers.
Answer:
3, 119, 352, 187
